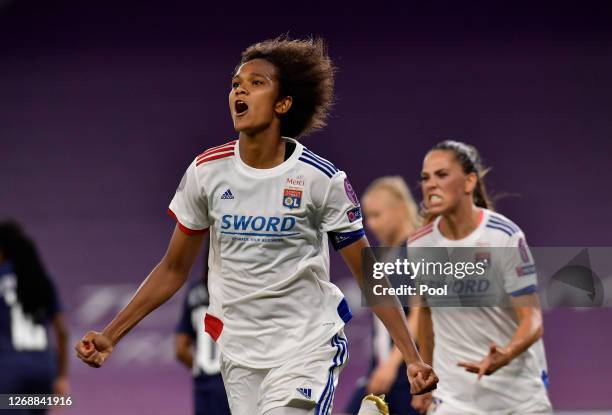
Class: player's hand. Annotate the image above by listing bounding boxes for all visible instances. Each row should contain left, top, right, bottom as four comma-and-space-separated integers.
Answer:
411, 392, 432, 414
407, 361, 438, 395
367, 361, 398, 394
74, 331, 114, 368
457, 342, 511, 379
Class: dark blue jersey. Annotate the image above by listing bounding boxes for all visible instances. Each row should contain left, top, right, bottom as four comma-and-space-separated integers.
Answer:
0, 261, 61, 401
0, 261, 62, 354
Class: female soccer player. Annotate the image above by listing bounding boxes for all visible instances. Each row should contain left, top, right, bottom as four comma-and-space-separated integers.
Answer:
75, 37, 437, 415
409, 141, 552, 414
346, 176, 422, 415
0, 221, 69, 413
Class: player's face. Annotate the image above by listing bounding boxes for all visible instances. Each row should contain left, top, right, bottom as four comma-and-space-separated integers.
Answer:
421, 150, 474, 215
363, 189, 405, 244
229, 59, 288, 135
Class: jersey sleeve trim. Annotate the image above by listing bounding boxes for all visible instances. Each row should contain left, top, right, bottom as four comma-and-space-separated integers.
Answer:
328, 228, 365, 250
510, 284, 537, 297
167, 208, 209, 236
336, 297, 353, 323
204, 312, 224, 341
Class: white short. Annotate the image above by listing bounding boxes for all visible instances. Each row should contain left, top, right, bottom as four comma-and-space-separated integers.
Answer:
220, 330, 349, 415
427, 396, 553, 415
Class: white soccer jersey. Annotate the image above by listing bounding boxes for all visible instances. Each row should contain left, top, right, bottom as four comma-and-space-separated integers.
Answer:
408, 209, 551, 414
168, 137, 364, 369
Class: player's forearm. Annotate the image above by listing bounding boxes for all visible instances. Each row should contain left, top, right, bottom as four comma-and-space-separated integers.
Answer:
102, 261, 189, 345
505, 307, 543, 361
175, 334, 194, 368
53, 315, 69, 377
416, 306, 434, 365
341, 237, 422, 364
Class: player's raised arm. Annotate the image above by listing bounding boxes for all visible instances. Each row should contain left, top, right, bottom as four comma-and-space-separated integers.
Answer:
76, 149, 210, 368
75, 224, 205, 368
339, 236, 438, 395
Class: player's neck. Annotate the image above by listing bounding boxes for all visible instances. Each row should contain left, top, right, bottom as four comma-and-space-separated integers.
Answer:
439, 203, 481, 240
238, 127, 286, 169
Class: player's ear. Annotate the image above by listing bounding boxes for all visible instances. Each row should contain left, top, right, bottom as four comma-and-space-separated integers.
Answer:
275, 96, 293, 115
465, 172, 478, 194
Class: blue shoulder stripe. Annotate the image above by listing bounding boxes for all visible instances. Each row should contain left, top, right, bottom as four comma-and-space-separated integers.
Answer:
299, 156, 334, 179
302, 149, 339, 174
489, 215, 519, 232
487, 219, 515, 234
486, 223, 515, 237
300, 151, 335, 172
303, 148, 338, 173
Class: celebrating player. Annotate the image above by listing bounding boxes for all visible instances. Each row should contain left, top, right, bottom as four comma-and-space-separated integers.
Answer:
346, 176, 422, 415
409, 141, 552, 414
75, 37, 437, 415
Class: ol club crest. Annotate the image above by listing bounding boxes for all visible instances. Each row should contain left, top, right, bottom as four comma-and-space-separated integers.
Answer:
283, 188, 302, 209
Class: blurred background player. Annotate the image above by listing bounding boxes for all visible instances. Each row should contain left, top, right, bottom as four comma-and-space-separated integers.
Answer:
409, 141, 552, 414
346, 177, 422, 415
75, 36, 437, 415
175, 242, 231, 415
0, 221, 69, 414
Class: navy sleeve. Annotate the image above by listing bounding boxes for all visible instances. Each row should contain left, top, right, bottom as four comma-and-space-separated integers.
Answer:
48, 277, 63, 317
176, 290, 196, 338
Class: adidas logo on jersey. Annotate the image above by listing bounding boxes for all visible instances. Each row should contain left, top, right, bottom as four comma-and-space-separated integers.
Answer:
296, 387, 312, 399
221, 189, 234, 199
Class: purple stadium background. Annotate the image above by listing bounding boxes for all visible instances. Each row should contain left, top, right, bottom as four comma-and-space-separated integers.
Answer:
2, 2, 612, 413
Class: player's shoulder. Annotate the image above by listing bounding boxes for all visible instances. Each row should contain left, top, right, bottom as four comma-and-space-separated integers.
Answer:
193, 139, 237, 169
298, 145, 341, 180
484, 209, 524, 239
407, 222, 436, 246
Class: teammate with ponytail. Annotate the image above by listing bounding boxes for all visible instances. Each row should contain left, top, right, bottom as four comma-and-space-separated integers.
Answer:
409, 141, 552, 414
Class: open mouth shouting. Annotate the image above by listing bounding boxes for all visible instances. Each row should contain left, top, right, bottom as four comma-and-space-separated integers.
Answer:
428, 194, 443, 206
234, 100, 249, 117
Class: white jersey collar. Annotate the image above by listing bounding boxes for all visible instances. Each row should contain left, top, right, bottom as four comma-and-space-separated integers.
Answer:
233, 136, 302, 178
432, 208, 490, 246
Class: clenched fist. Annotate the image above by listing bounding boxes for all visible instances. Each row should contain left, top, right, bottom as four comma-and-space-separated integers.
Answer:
407, 361, 438, 395
74, 331, 114, 368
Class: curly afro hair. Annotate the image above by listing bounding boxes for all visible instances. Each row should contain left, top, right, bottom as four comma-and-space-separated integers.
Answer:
238, 36, 335, 138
